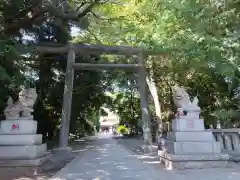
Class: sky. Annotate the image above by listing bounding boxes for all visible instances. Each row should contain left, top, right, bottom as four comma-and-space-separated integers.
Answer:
71, 26, 81, 37
22, 26, 81, 42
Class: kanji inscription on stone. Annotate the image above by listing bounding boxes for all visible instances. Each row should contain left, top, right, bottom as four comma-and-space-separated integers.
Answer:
11, 124, 19, 131
187, 119, 194, 129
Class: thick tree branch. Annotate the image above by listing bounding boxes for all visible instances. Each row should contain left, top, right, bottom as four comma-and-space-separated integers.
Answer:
3, 8, 46, 35
2, 0, 100, 34
90, 11, 126, 21
43, 0, 99, 20
87, 28, 103, 44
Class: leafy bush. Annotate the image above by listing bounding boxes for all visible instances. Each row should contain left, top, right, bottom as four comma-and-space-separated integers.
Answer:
116, 125, 128, 135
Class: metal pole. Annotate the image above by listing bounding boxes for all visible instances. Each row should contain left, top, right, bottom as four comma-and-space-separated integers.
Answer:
138, 50, 152, 146
59, 44, 75, 148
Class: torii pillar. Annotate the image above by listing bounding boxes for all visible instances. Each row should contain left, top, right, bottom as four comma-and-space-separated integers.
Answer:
138, 50, 152, 151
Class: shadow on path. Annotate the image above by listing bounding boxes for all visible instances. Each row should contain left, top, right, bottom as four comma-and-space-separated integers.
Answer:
49, 135, 240, 180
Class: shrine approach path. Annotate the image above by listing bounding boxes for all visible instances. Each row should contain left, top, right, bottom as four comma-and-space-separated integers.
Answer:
49, 134, 240, 180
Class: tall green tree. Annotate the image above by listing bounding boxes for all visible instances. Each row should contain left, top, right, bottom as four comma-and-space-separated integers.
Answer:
84, 0, 240, 128
0, 0, 113, 140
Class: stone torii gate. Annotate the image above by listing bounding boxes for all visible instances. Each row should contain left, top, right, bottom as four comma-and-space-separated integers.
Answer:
34, 43, 159, 151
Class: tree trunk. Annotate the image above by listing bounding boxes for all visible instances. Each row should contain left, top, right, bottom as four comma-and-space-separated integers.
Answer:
146, 76, 162, 139
145, 56, 162, 143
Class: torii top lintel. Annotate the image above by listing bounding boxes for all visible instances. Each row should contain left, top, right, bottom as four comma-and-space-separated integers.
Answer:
33, 43, 160, 56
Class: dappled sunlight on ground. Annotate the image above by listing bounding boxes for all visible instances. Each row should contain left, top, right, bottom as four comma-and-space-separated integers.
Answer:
0, 167, 50, 180
50, 136, 164, 179
49, 135, 240, 180
13, 175, 48, 180
0, 137, 101, 180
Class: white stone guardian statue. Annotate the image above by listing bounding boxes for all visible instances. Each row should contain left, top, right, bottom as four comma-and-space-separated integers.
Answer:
172, 86, 200, 118
0, 86, 48, 164
172, 85, 191, 109
160, 86, 229, 170
4, 87, 37, 120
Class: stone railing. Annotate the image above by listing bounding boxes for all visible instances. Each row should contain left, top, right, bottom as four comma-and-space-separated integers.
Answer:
207, 128, 240, 156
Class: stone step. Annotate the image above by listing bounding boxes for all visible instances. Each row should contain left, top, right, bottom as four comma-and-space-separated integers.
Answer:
136, 152, 161, 164
0, 152, 51, 167
137, 153, 160, 161
226, 151, 240, 162
160, 152, 233, 170
0, 134, 42, 145
0, 144, 47, 159
139, 145, 158, 153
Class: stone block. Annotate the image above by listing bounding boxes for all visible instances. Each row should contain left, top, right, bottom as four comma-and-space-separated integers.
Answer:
0, 152, 51, 167
0, 144, 47, 159
166, 140, 221, 154
140, 145, 158, 153
160, 152, 232, 170
213, 141, 222, 153
0, 120, 37, 134
158, 150, 166, 162
164, 153, 230, 161
172, 118, 205, 132
167, 131, 214, 142
164, 159, 233, 170
0, 134, 42, 145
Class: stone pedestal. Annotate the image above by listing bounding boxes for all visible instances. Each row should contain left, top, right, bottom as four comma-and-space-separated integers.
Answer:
0, 120, 37, 134
140, 145, 158, 153
0, 120, 50, 167
159, 117, 231, 170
